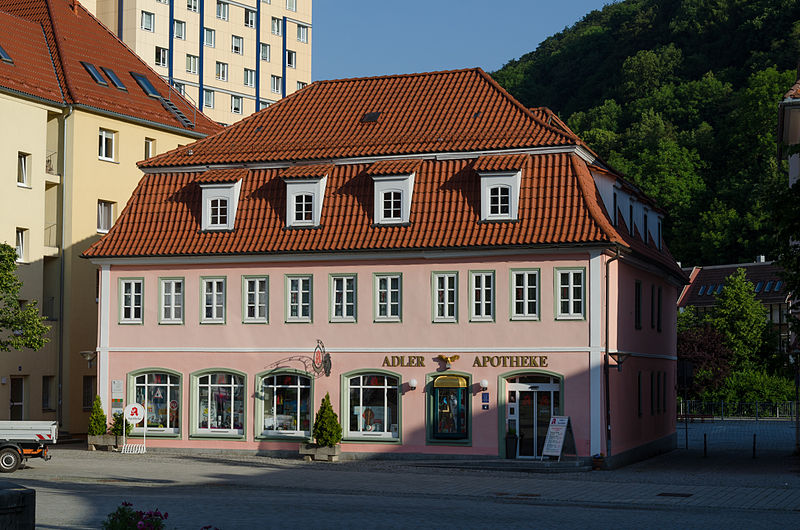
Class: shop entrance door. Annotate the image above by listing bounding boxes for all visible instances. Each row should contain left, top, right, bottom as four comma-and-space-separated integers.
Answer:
506, 375, 560, 458
10, 377, 24, 420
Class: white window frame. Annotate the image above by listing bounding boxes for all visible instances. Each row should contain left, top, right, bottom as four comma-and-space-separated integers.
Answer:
479, 171, 521, 221
200, 181, 241, 230
345, 373, 400, 440
258, 373, 311, 437
271, 75, 281, 93
174, 20, 186, 39
194, 372, 244, 435
231, 35, 244, 55
374, 274, 402, 322
372, 174, 414, 225
201, 277, 226, 324
131, 372, 181, 434
158, 278, 184, 324
470, 271, 494, 322
203, 28, 215, 47
98, 128, 115, 161
556, 268, 585, 320
141, 11, 154, 31
120, 279, 144, 324
432, 272, 458, 323
286, 275, 312, 323
271, 17, 282, 36
17, 152, 29, 186
285, 177, 326, 228
14, 228, 26, 263
209, 197, 228, 227
155, 47, 168, 67
215, 61, 228, 81
204, 89, 214, 108
187, 0, 198, 12
231, 95, 243, 115
244, 68, 256, 87
286, 49, 296, 68
97, 200, 114, 233
286, 0, 297, 12
489, 185, 511, 217
260, 43, 270, 61
244, 9, 256, 28
186, 54, 198, 74
242, 276, 269, 323
330, 274, 357, 322
216, 1, 229, 20
144, 138, 156, 159
293, 193, 313, 224
297, 24, 308, 43
297, 81, 307, 91
511, 269, 539, 320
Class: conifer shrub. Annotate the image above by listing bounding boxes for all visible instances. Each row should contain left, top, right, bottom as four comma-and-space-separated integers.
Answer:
87, 395, 108, 436
110, 412, 133, 437
312, 393, 342, 447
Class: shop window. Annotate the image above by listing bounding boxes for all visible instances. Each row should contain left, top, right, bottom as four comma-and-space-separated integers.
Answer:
259, 373, 311, 437
195, 372, 244, 435
132, 372, 180, 433
430, 375, 468, 440
345, 374, 399, 439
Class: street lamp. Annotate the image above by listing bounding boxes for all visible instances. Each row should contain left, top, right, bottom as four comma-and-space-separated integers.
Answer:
80, 350, 97, 369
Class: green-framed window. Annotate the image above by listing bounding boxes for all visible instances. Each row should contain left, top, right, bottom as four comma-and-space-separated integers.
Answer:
511, 269, 539, 320
242, 276, 268, 323
159, 278, 184, 324
344, 373, 399, 440
257, 372, 312, 438
470, 270, 494, 321
374, 273, 401, 322
201, 277, 226, 323
635, 280, 642, 329
192, 370, 245, 436
555, 268, 584, 319
432, 272, 458, 323
119, 278, 144, 324
430, 375, 469, 440
286, 274, 312, 322
129, 370, 181, 435
330, 274, 357, 322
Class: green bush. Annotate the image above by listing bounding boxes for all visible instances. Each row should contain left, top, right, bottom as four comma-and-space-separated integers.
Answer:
110, 412, 133, 437
312, 393, 342, 448
701, 369, 794, 402
87, 395, 107, 436
101, 501, 167, 530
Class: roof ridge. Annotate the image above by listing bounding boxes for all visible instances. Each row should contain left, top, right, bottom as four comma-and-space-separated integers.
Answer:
313, 67, 483, 86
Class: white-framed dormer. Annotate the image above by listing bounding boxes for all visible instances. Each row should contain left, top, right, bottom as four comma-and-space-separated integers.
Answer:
479, 171, 521, 221
372, 174, 415, 225
285, 176, 327, 228
200, 180, 242, 231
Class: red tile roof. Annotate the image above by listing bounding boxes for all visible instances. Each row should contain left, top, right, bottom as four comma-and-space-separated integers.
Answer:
0, 0, 220, 136
193, 168, 248, 184
0, 11, 62, 102
474, 153, 529, 172
365, 159, 421, 176
679, 262, 788, 308
280, 164, 334, 179
785, 79, 800, 100
140, 69, 578, 168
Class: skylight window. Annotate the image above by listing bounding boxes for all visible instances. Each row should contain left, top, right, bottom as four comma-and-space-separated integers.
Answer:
707, 284, 715, 295
764, 281, 773, 292
774, 281, 782, 292
715, 285, 722, 294
81, 62, 108, 86
361, 112, 381, 123
755, 281, 763, 293
130, 72, 161, 98
698, 286, 705, 296
101, 67, 127, 91
0, 43, 12, 64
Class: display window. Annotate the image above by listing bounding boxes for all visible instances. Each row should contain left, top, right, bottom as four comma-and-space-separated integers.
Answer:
431, 375, 469, 440
346, 374, 399, 440
196, 372, 244, 435
260, 373, 311, 437
131, 371, 180, 434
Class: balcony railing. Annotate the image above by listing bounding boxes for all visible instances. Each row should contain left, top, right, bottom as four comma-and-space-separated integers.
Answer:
678, 400, 797, 420
44, 223, 58, 248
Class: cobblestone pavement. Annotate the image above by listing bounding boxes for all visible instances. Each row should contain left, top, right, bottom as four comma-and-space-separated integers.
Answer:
7, 421, 800, 529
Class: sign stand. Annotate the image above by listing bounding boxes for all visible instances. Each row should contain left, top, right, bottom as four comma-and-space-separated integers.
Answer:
122, 403, 146, 454
540, 416, 577, 462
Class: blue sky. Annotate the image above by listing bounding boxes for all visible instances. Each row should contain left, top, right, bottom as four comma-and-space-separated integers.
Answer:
312, 1, 614, 81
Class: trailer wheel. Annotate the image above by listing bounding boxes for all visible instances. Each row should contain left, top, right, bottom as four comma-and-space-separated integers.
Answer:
0, 448, 21, 473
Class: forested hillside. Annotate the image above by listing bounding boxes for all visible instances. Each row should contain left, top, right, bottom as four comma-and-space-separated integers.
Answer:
492, 0, 800, 266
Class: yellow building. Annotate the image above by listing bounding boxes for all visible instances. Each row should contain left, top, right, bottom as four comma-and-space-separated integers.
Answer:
0, 0, 220, 434
92, 0, 312, 125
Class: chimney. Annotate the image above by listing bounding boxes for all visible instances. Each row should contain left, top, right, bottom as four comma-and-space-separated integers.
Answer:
756, 255, 766, 263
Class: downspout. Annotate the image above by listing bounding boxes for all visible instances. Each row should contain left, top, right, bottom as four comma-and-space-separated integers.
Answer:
57, 104, 73, 428
604, 244, 621, 456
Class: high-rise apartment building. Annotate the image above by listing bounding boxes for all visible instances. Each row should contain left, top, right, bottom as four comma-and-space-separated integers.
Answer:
92, 0, 312, 125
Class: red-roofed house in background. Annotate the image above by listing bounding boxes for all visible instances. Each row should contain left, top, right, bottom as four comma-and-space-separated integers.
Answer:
0, 0, 220, 435
84, 68, 686, 466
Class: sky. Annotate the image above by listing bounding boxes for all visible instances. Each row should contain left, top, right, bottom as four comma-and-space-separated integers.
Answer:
312, 0, 614, 81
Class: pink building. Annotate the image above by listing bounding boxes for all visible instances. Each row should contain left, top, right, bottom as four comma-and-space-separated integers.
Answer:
84, 69, 685, 466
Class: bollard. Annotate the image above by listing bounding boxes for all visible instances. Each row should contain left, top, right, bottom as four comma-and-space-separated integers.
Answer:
704, 433, 707, 458
753, 433, 756, 459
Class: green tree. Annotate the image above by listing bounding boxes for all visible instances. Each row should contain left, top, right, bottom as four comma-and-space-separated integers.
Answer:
312, 393, 342, 448
0, 243, 48, 352
87, 395, 107, 436
706, 268, 767, 370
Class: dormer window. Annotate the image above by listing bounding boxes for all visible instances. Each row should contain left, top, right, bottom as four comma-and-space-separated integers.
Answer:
196, 168, 247, 232
382, 191, 402, 221
366, 160, 420, 226
489, 186, 511, 217
281, 166, 330, 228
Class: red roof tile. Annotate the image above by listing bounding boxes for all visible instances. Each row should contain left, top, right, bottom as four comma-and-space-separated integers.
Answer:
280, 164, 334, 179
140, 69, 578, 168
193, 167, 248, 184
0, 0, 220, 136
0, 11, 62, 102
785, 79, 800, 100
365, 159, 421, 176
474, 153, 529, 172
679, 262, 787, 308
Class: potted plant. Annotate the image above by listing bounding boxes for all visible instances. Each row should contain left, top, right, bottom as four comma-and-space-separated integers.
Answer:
87, 396, 117, 450
504, 427, 518, 459
299, 393, 343, 462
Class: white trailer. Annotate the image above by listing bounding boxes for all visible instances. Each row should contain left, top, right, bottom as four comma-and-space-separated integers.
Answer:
0, 421, 57, 472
